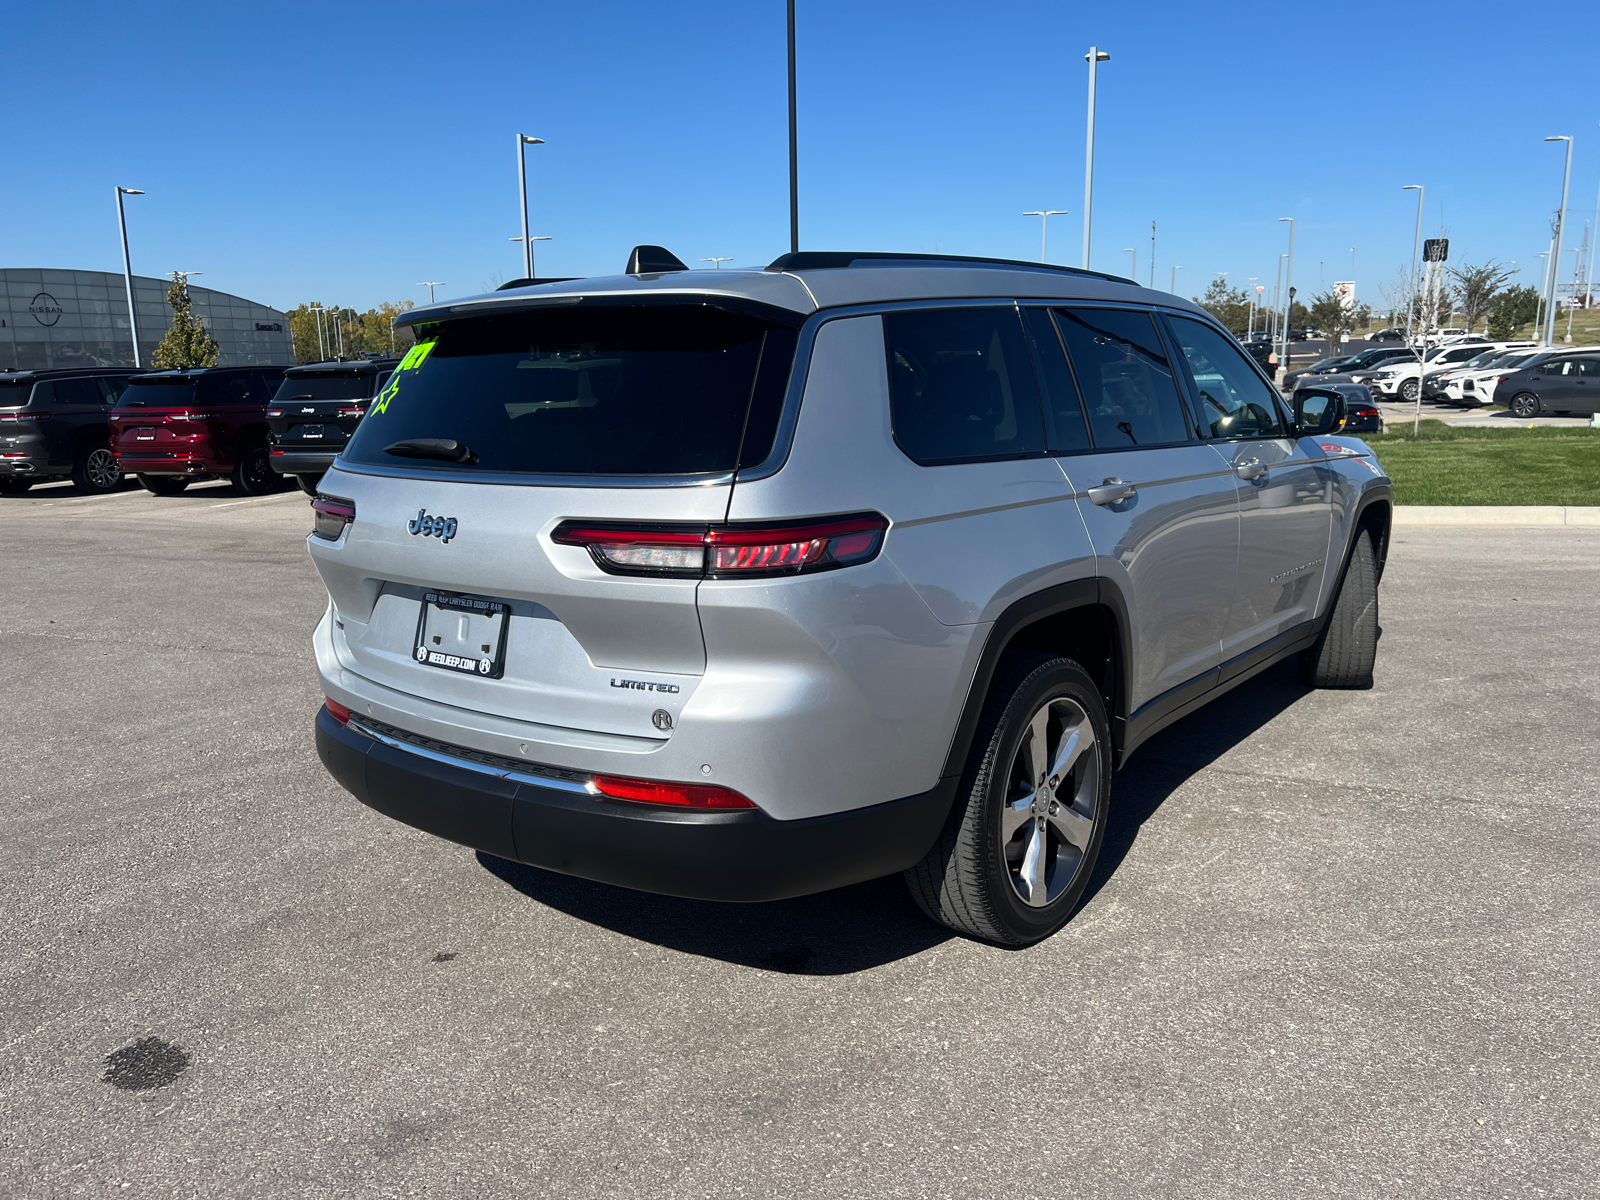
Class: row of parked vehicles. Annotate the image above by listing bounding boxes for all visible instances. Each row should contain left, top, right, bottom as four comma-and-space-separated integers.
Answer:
0, 357, 396, 496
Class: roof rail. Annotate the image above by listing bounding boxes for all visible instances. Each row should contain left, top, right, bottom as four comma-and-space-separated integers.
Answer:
496, 277, 581, 291
764, 250, 1134, 285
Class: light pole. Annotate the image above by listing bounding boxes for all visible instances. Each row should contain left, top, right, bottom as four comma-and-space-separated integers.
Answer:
1534, 251, 1550, 336
1023, 210, 1068, 263
1565, 246, 1580, 341
1246, 277, 1258, 335
700, 257, 734, 269
787, 0, 799, 253
1277, 217, 1295, 378
515, 134, 546, 279
1149, 220, 1156, 288
1124, 248, 1137, 280
1587, 125, 1600, 309
418, 282, 444, 304
510, 235, 552, 277
1170, 265, 1182, 294
307, 303, 327, 360
1082, 46, 1110, 269
114, 187, 145, 367
1273, 254, 1286, 341
1402, 184, 1424, 347
1544, 136, 1573, 346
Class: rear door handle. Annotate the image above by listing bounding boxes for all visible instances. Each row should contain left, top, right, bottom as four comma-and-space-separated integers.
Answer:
1087, 478, 1137, 506
1235, 460, 1269, 480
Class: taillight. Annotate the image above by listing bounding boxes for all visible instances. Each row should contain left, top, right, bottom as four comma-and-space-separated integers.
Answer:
266, 409, 284, 417
325, 697, 351, 724
591, 773, 755, 809
0, 412, 47, 422
551, 513, 888, 579
336, 406, 366, 417
311, 495, 355, 540
168, 412, 207, 422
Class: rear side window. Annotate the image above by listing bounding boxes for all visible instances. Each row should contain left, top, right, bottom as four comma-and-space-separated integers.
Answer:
1579, 358, 1600, 377
1051, 308, 1190, 448
45, 378, 106, 406
342, 305, 797, 476
1166, 316, 1286, 439
883, 306, 1046, 465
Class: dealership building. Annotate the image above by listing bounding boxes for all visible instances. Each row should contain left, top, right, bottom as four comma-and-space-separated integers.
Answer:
0, 268, 293, 371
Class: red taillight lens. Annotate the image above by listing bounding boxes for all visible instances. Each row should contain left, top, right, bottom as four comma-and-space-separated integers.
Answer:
551, 513, 888, 579
591, 773, 755, 809
311, 495, 355, 540
0, 412, 47, 422
325, 697, 351, 724
336, 406, 366, 417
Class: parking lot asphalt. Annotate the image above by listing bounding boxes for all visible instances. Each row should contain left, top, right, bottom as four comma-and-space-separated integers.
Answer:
2, 481, 1597, 1199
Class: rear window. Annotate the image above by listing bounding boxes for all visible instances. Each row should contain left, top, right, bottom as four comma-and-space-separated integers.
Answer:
118, 374, 273, 407
341, 306, 797, 476
0, 380, 33, 407
117, 379, 198, 407
274, 373, 375, 403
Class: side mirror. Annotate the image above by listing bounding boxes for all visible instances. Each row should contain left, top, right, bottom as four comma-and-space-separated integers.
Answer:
1295, 389, 1346, 436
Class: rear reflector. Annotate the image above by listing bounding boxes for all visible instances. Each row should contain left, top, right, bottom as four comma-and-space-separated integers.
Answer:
552, 513, 888, 579
591, 773, 755, 809
311, 494, 355, 540
325, 697, 351, 724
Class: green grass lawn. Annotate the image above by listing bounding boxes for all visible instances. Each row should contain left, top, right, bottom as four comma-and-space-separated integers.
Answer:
1363, 420, 1600, 505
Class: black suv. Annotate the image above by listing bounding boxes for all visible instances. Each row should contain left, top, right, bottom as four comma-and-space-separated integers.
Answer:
0, 368, 140, 494
266, 359, 397, 494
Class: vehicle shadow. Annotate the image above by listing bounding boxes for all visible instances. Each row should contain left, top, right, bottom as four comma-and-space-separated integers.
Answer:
477, 657, 1318, 974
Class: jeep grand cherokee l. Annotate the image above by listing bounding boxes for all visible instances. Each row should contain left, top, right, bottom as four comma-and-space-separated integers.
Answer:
267, 358, 397, 494
0, 368, 139, 494
309, 247, 1391, 946
110, 366, 287, 494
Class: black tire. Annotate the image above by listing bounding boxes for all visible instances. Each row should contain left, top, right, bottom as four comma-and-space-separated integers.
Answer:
137, 474, 190, 495
294, 473, 323, 496
1301, 530, 1378, 688
0, 477, 33, 495
230, 443, 279, 495
904, 655, 1111, 946
1400, 379, 1420, 403
71, 442, 122, 494
1510, 392, 1541, 419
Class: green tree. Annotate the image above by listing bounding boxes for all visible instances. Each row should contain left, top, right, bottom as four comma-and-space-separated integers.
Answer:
287, 300, 417, 363
1308, 288, 1353, 343
1485, 284, 1540, 339
1448, 261, 1513, 333
1195, 278, 1251, 333
150, 273, 221, 369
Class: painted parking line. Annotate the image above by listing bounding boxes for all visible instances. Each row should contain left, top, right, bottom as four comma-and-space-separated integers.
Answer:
207, 493, 307, 510
64, 488, 154, 504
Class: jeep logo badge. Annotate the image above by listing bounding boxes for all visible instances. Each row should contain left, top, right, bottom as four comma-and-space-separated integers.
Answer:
407, 509, 458, 543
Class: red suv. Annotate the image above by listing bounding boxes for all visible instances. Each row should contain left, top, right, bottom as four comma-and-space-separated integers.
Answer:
110, 366, 288, 494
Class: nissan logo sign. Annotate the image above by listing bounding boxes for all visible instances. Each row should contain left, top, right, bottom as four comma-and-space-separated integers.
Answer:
29, 293, 63, 326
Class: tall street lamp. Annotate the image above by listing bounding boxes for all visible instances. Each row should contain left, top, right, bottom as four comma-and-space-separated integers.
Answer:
1544, 135, 1573, 346
308, 303, 328, 360
516, 134, 546, 279
1149, 220, 1156, 288
1023, 210, 1068, 263
511, 235, 552, 276
1402, 184, 1424, 346
418, 282, 444, 304
1123, 248, 1137, 279
1278, 217, 1295, 379
1246, 276, 1258, 335
1081, 47, 1110, 269
1170, 265, 1182, 294
700, 257, 734, 269
114, 187, 145, 367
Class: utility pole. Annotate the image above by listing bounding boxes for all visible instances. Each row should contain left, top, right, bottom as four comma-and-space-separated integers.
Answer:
1082, 47, 1110, 269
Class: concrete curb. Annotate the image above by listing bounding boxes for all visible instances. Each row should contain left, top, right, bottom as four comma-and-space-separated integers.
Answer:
1394, 506, 1600, 527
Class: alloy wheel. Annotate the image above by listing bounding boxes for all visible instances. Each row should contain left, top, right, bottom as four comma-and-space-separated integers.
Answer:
1000, 695, 1101, 907
86, 447, 120, 490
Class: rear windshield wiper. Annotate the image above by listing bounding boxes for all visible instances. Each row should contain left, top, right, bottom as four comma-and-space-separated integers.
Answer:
384, 438, 479, 465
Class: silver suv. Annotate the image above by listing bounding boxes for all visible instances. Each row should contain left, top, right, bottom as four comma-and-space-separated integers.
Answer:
309, 248, 1391, 946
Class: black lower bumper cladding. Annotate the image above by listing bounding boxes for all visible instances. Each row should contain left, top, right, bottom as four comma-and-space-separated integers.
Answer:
315, 706, 954, 903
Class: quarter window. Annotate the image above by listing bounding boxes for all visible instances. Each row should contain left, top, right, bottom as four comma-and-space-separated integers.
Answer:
883, 307, 1046, 465
1051, 308, 1190, 447
1577, 358, 1600, 377
1167, 315, 1286, 439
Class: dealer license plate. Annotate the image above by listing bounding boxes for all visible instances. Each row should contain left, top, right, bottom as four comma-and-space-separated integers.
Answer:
299, 424, 325, 440
412, 591, 509, 678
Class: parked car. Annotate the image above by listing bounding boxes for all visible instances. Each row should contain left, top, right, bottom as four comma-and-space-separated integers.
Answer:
266, 358, 398, 495
109, 365, 288, 494
1285, 345, 1415, 391
1367, 328, 1408, 342
1461, 349, 1563, 408
1496, 350, 1600, 418
1356, 341, 1504, 401
1424, 344, 1538, 402
0, 367, 139, 494
1299, 383, 1381, 433
307, 246, 1392, 947
1240, 335, 1276, 372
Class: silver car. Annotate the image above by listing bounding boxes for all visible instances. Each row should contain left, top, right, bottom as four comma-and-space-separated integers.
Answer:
308, 248, 1392, 946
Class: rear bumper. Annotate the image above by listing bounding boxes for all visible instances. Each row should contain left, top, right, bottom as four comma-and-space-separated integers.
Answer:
315, 706, 956, 902
270, 449, 337, 475
113, 451, 225, 475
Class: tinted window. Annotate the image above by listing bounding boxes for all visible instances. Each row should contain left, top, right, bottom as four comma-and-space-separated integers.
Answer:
1022, 308, 1092, 452
1052, 308, 1189, 447
46, 378, 105, 406
1578, 359, 1600, 378
884, 307, 1046, 464
117, 379, 198, 407
342, 306, 797, 476
0, 380, 32, 406
275, 374, 376, 403
1168, 316, 1286, 439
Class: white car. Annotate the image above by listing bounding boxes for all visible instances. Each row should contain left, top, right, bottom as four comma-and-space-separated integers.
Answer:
1359, 341, 1522, 402
1438, 346, 1543, 406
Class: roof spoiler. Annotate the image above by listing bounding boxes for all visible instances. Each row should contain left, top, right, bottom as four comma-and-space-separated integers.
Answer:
626, 245, 689, 275
496, 277, 580, 291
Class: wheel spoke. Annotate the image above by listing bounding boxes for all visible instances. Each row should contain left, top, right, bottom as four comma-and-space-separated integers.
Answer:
1001, 789, 1036, 841
1047, 803, 1094, 850
1017, 821, 1047, 905
1047, 719, 1093, 783
1025, 707, 1051, 784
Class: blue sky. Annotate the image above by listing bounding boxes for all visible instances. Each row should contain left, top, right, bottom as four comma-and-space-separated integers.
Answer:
5, 1, 1598, 314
